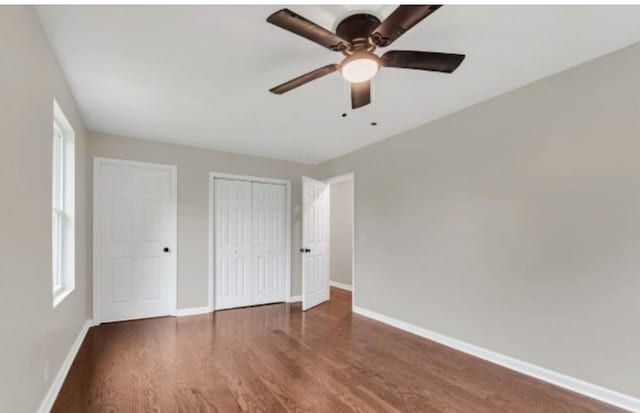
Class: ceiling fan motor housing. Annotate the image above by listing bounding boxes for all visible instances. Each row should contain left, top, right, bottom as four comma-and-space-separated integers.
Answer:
335, 13, 381, 53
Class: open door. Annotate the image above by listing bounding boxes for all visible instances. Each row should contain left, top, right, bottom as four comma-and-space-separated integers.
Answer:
302, 176, 330, 311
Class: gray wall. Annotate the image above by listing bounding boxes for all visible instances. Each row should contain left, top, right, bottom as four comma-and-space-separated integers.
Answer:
330, 179, 353, 286
0, 6, 90, 412
89, 132, 314, 308
312, 42, 640, 398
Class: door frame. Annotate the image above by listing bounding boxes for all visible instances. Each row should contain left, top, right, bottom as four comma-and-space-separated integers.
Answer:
92, 157, 178, 325
208, 172, 292, 312
325, 172, 355, 310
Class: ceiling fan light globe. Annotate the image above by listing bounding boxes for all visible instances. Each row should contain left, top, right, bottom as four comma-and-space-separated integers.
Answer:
341, 57, 379, 83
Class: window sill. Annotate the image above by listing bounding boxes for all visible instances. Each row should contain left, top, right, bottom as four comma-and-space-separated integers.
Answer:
53, 286, 74, 308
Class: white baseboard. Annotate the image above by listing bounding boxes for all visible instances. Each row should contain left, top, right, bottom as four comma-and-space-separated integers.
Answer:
176, 306, 210, 317
287, 295, 302, 303
329, 281, 352, 291
37, 318, 92, 413
353, 306, 640, 412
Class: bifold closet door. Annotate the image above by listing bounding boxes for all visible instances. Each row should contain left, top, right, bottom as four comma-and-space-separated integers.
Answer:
215, 179, 287, 310
252, 183, 286, 305
215, 179, 252, 310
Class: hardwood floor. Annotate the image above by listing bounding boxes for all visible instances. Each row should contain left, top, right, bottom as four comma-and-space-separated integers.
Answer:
53, 287, 626, 412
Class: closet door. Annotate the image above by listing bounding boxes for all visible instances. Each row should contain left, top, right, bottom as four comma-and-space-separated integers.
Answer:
252, 183, 286, 305
215, 179, 252, 310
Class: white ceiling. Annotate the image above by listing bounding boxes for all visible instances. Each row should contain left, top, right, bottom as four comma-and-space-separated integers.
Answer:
37, 5, 640, 164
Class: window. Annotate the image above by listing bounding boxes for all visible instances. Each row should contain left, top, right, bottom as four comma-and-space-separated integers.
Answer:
52, 120, 64, 295
52, 100, 75, 307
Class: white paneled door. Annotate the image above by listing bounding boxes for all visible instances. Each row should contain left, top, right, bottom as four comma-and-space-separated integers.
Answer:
215, 179, 253, 309
214, 178, 286, 310
302, 176, 330, 311
252, 183, 286, 305
96, 159, 176, 323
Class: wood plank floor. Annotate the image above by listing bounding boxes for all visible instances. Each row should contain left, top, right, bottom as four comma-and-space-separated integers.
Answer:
53, 287, 626, 412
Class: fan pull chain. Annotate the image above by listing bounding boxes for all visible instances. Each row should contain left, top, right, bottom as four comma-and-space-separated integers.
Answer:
370, 78, 377, 126
342, 79, 349, 118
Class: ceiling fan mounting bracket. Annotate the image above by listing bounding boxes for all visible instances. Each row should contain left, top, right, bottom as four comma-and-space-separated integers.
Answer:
335, 13, 381, 53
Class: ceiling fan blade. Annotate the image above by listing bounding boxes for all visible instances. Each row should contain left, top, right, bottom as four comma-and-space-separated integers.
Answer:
382, 50, 465, 73
351, 81, 371, 109
269, 64, 339, 94
370, 5, 442, 47
267, 9, 350, 52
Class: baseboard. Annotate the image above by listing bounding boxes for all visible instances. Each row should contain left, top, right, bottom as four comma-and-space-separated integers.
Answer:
329, 281, 352, 291
353, 306, 640, 412
176, 306, 210, 317
37, 318, 92, 413
287, 295, 302, 303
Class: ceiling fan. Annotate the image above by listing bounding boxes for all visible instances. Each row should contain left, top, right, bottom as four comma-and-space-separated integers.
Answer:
266, 5, 465, 110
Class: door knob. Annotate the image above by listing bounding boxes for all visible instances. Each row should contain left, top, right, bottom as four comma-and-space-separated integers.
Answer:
163, 247, 170, 253
300, 248, 311, 253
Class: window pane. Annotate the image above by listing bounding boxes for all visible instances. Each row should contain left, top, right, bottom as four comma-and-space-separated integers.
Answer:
52, 120, 64, 295
52, 210, 62, 290
52, 122, 64, 211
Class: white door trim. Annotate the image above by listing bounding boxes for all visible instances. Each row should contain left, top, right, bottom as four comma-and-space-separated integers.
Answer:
92, 157, 178, 325
208, 172, 292, 311
325, 172, 355, 310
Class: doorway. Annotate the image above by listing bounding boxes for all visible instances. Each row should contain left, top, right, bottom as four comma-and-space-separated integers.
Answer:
327, 173, 354, 307
301, 173, 354, 311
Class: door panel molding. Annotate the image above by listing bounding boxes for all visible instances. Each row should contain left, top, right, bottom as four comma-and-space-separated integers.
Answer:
93, 157, 178, 324
208, 172, 292, 311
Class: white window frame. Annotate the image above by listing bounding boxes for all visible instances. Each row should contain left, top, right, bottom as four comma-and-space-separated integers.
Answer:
52, 100, 75, 307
